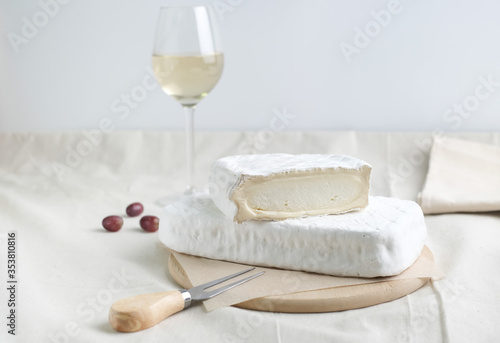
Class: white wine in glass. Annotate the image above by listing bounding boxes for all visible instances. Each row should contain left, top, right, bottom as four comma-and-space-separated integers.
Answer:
152, 53, 224, 106
152, 6, 224, 199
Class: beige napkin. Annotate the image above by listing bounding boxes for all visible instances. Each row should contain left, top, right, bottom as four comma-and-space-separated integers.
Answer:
419, 136, 500, 214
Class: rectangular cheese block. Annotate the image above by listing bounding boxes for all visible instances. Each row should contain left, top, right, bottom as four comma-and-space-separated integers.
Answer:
208, 154, 372, 223
159, 192, 427, 277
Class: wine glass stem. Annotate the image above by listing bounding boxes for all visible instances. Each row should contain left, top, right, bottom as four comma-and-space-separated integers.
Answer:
184, 106, 195, 194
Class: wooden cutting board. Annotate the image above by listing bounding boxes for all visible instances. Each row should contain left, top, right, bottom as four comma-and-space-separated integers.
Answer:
168, 251, 431, 313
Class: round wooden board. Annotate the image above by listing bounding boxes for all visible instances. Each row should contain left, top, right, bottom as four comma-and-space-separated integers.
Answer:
168, 254, 430, 313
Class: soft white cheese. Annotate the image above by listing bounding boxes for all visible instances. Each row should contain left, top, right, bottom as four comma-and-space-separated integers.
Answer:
160, 192, 427, 278
209, 154, 372, 222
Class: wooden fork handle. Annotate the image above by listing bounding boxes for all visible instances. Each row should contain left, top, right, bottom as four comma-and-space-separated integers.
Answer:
109, 290, 186, 332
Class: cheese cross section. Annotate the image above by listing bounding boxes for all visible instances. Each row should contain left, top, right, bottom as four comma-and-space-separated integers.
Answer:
160, 193, 427, 278
209, 154, 372, 222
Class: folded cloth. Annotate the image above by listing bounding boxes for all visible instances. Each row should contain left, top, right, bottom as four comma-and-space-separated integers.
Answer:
418, 136, 500, 214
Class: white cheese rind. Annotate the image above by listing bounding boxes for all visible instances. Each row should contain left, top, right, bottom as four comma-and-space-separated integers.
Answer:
209, 154, 372, 222
159, 193, 427, 277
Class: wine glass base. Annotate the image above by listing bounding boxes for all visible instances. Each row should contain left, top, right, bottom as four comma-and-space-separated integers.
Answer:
154, 187, 195, 208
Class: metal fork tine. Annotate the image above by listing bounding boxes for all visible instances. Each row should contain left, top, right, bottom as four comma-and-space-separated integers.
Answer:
190, 267, 255, 293
201, 271, 265, 299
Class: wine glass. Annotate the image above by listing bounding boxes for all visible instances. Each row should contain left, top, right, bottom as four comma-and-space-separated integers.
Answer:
152, 6, 224, 200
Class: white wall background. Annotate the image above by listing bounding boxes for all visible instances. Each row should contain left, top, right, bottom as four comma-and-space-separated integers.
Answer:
1, 0, 500, 132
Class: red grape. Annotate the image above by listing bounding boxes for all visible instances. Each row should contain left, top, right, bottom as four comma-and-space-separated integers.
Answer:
102, 216, 123, 232
126, 202, 144, 217
140, 216, 159, 232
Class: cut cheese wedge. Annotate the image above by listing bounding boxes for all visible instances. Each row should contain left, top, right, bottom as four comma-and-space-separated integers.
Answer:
159, 193, 427, 278
209, 154, 372, 223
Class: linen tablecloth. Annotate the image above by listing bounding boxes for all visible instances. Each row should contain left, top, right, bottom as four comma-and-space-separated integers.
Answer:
0, 131, 499, 343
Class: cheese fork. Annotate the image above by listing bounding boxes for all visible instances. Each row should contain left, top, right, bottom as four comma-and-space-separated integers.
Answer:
109, 267, 264, 332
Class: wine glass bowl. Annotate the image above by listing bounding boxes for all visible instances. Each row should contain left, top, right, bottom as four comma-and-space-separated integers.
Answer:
152, 53, 224, 107
152, 6, 224, 197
